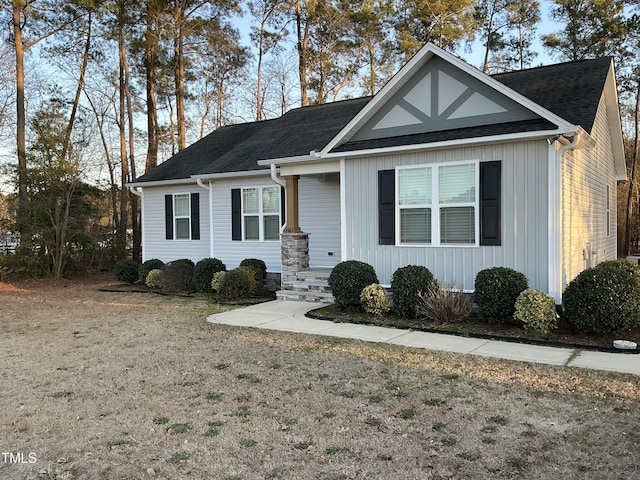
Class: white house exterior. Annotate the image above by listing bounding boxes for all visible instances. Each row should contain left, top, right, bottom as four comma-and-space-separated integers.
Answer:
130, 43, 626, 303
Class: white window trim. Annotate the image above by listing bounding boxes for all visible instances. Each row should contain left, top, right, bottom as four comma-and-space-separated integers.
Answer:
396, 160, 480, 247
241, 186, 281, 242
173, 193, 191, 241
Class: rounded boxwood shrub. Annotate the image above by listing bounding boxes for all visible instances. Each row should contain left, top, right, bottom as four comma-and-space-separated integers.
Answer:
162, 259, 195, 293
593, 259, 640, 285
391, 265, 436, 318
328, 260, 379, 308
145, 269, 163, 289
139, 258, 164, 283
114, 259, 139, 284
211, 270, 227, 292
474, 267, 528, 323
360, 284, 390, 316
513, 289, 557, 335
194, 258, 226, 292
218, 267, 257, 301
563, 265, 640, 333
239, 258, 267, 294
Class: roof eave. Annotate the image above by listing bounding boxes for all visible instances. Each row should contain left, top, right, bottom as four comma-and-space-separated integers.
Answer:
321, 127, 581, 159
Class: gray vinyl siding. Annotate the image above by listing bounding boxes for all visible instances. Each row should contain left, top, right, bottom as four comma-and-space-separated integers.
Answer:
562, 93, 617, 286
299, 174, 342, 268
211, 176, 282, 272
141, 184, 210, 263
343, 140, 550, 291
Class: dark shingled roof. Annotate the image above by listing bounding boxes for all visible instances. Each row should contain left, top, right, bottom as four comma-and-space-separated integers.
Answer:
492, 56, 611, 134
134, 57, 611, 183
135, 97, 370, 183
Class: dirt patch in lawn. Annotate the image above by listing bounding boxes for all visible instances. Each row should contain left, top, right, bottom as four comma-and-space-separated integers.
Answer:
0, 274, 638, 480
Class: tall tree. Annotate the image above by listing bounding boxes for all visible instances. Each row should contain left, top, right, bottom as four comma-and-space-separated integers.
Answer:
248, 0, 288, 121
344, 0, 395, 96
1, 0, 80, 235
394, 0, 477, 58
542, 0, 627, 61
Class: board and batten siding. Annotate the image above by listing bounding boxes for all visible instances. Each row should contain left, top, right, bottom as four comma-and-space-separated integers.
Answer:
343, 140, 550, 291
299, 173, 341, 268
141, 183, 210, 262
562, 93, 617, 287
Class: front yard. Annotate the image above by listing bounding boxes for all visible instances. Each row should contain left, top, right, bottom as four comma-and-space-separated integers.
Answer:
0, 274, 638, 479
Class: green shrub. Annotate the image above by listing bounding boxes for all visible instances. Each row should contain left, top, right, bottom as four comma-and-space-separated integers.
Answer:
416, 282, 471, 323
145, 269, 163, 289
162, 259, 195, 293
360, 284, 390, 316
391, 265, 436, 318
593, 259, 640, 285
513, 289, 557, 335
218, 267, 257, 301
563, 265, 640, 333
114, 259, 139, 284
328, 260, 379, 308
239, 258, 267, 294
474, 267, 528, 323
211, 271, 227, 292
139, 258, 164, 283
194, 258, 226, 292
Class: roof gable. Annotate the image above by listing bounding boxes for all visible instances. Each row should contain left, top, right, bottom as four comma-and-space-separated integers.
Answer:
349, 56, 540, 143
322, 43, 579, 154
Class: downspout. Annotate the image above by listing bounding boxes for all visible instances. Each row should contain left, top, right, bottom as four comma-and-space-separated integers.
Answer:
270, 163, 288, 233
549, 133, 580, 304
196, 179, 214, 258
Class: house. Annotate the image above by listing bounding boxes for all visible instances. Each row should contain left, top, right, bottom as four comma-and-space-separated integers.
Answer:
129, 43, 626, 303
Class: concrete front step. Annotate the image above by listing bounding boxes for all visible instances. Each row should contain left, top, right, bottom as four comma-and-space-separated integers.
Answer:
276, 289, 334, 303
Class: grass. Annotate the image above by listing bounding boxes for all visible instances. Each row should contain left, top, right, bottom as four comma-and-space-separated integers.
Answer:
1, 273, 639, 479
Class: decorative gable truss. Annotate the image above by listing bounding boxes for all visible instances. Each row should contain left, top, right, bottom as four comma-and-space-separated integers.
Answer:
349, 57, 540, 143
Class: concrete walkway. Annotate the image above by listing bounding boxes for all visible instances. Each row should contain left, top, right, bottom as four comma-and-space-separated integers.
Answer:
207, 300, 640, 376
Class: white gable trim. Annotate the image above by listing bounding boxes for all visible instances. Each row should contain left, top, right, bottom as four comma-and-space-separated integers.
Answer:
321, 43, 577, 155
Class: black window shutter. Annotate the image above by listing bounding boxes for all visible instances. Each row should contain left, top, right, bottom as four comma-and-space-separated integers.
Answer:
190, 192, 200, 240
378, 170, 395, 245
231, 189, 242, 241
280, 186, 286, 226
165, 194, 173, 240
480, 161, 501, 246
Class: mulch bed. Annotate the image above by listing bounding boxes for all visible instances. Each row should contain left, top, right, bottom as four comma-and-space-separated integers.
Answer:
308, 305, 640, 355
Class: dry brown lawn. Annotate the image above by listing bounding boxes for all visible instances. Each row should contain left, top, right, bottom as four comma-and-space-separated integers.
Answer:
0, 274, 639, 480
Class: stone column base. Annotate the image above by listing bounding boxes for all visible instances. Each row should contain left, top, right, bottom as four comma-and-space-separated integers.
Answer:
281, 233, 309, 289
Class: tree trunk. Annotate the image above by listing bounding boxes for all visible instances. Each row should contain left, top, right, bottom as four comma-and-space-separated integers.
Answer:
174, 0, 187, 151
624, 82, 640, 255
62, 11, 92, 161
12, 1, 27, 235
117, 3, 129, 254
296, 0, 309, 107
145, 0, 159, 172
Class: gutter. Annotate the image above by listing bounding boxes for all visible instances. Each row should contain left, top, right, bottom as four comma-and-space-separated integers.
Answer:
129, 185, 142, 197
270, 164, 288, 233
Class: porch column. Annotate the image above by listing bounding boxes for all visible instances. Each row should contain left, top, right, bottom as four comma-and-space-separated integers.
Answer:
284, 175, 302, 234
280, 175, 309, 291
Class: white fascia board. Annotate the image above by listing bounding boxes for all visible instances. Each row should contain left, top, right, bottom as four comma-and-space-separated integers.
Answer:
319, 127, 580, 160
321, 43, 576, 154
127, 178, 197, 188
603, 61, 627, 180
192, 169, 271, 181
257, 154, 317, 167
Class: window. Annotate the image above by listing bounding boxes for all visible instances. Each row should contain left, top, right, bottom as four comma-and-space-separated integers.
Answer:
174, 194, 191, 240
242, 186, 281, 241
397, 161, 478, 246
